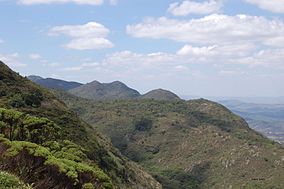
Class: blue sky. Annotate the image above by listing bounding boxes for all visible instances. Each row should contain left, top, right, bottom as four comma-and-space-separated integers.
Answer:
0, 0, 284, 97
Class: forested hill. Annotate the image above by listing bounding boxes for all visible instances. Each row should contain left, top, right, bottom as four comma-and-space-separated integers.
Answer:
55, 89, 284, 189
0, 61, 162, 189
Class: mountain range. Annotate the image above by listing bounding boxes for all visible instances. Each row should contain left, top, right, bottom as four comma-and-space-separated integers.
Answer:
54, 86, 284, 189
28, 76, 181, 101
28, 76, 284, 146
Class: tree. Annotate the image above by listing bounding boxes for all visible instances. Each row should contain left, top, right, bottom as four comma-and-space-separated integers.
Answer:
0, 108, 60, 143
0, 108, 24, 140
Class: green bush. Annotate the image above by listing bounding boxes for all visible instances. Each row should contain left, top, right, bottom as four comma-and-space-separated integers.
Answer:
133, 116, 153, 131
0, 108, 60, 143
1, 137, 113, 188
0, 171, 33, 189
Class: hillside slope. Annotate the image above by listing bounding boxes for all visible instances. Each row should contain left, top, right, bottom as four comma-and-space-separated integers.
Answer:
0, 61, 161, 189
69, 80, 140, 100
55, 90, 284, 189
28, 75, 83, 91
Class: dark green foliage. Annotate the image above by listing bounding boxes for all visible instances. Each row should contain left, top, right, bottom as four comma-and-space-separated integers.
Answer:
9, 91, 43, 108
154, 170, 200, 189
134, 116, 153, 131
9, 94, 26, 108
23, 93, 42, 107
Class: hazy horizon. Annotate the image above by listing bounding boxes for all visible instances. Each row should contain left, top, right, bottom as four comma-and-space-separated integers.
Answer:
27, 74, 284, 101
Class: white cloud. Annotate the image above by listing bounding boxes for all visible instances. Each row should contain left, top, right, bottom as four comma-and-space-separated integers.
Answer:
168, 0, 223, 16
51, 47, 284, 96
49, 22, 114, 50
235, 48, 284, 66
0, 53, 26, 68
18, 0, 103, 5
177, 43, 256, 57
127, 14, 284, 47
245, 0, 284, 13
29, 53, 41, 60
177, 45, 216, 56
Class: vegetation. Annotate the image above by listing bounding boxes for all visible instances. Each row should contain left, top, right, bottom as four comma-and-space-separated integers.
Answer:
0, 171, 33, 189
0, 108, 60, 143
141, 89, 180, 100
55, 91, 284, 189
0, 61, 162, 189
69, 80, 141, 100
0, 136, 112, 188
28, 76, 83, 91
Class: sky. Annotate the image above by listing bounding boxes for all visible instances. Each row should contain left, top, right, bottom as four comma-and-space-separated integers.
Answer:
0, 0, 284, 97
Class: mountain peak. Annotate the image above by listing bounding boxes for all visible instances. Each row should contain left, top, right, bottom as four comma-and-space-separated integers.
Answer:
89, 80, 101, 85
69, 80, 140, 100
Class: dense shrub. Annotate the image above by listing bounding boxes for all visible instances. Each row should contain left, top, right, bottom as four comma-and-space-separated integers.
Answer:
0, 108, 60, 143
133, 116, 153, 131
0, 137, 113, 189
0, 171, 33, 189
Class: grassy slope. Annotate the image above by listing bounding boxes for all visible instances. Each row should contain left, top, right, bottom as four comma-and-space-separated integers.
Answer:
55, 90, 284, 189
0, 61, 161, 189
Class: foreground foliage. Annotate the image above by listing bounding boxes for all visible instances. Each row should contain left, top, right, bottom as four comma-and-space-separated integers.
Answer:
0, 171, 33, 189
0, 128, 113, 188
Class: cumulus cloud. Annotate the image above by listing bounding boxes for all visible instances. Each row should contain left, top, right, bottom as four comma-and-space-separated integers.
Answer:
127, 14, 284, 47
18, 0, 103, 5
245, 0, 284, 13
168, 0, 223, 16
49, 22, 114, 50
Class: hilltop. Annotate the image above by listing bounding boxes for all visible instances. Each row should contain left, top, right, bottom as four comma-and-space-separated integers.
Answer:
0, 61, 161, 189
141, 89, 180, 100
69, 80, 141, 100
28, 75, 83, 91
29, 76, 181, 101
55, 90, 284, 189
